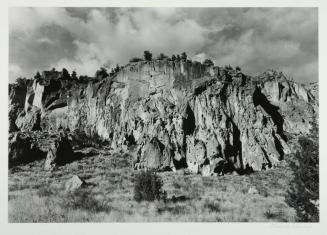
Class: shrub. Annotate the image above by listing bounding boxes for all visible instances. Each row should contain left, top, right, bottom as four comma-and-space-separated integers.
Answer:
225, 64, 233, 70
15, 77, 32, 87
37, 187, 53, 198
133, 170, 165, 202
95, 67, 109, 79
264, 209, 278, 220
129, 57, 143, 63
203, 59, 214, 67
144, 50, 152, 61
203, 200, 221, 213
286, 121, 319, 222
180, 52, 187, 61
34, 71, 42, 80
71, 71, 78, 80
62, 68, 71, 80
63, 189, 111, 213
157, 53, 168, 60
114, 64, 121, 73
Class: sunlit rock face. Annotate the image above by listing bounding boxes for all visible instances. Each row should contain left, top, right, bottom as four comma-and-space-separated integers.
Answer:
9, 81, 28, 132
9, 60, 318, 175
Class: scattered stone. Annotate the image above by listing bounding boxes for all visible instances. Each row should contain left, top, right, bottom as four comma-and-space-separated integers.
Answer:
248, 186, 259, 194
232, 171, 239, 176
65, 175, 86, 191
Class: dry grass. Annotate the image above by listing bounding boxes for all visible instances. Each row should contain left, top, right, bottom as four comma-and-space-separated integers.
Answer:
8, 147, 296, 222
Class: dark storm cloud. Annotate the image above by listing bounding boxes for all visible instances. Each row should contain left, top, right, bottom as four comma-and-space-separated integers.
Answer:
9, 7, 317, 83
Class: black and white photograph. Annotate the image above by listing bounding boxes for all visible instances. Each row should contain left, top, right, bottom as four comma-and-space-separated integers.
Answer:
4, 2, 323, 228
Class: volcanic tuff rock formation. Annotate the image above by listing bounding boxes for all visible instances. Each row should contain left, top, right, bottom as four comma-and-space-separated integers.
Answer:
8, 132, 44, 168
8, 60, 318, 175
8, 131, 74, 169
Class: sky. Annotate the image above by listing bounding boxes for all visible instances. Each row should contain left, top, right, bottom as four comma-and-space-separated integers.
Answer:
9, 7, 318, 84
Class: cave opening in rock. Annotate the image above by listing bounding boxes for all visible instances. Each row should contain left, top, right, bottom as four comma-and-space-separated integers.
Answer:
173, 157, 187, 170
182, 104, 196, 136
124, 133, 136, 146
223, 120, 243, 173
253, 87, 287, 141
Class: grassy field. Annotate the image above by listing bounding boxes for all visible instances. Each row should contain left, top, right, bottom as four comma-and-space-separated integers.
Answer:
8, 146, 296, 222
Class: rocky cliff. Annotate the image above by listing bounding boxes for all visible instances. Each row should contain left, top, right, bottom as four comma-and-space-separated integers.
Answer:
8, 60, 318, 175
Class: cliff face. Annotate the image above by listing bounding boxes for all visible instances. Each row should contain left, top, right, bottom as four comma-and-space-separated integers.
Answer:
9, 82, 28, 132
9, 60, 318, 175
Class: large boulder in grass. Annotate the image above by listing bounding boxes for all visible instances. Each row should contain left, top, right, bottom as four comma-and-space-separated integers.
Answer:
8, 132, 45, 168
44, 135, 74, 170
65, 175, 86, 191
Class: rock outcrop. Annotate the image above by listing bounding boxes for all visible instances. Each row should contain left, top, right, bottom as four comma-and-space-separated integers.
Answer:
135, 137, 172, 170
15, 106, 41, 131
256, 70, 318, 136
9, 81, 29, 132
8, 131, 74, 169
8, 132, 44, 167
8, 60, 318, 175
44, 135, 74, 170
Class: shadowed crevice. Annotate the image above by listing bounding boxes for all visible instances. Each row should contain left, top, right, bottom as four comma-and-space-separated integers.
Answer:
253, 87, 287, 141
182, 104, 195, 136
223, 119, 243, 171
173, 157, 187, 170
272, 131, 285, 160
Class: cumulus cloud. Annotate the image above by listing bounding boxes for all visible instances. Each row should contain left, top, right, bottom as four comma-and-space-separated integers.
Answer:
9, 7, 317, 83
9, 64, 23, 82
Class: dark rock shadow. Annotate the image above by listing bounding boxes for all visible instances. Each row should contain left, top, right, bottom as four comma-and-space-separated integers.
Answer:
167, 195, 190, 203
173, 157, 187, 170
182, 104, 195, 135
223, 119, 243, 172
66, 149, 100, 164
253, 87, 287, 141
8, 146, 46, 169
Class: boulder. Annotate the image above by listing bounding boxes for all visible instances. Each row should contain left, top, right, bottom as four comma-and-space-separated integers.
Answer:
248, 186, 259, 194
44, 135, 74, 170
15, 107, 41, 131
65, 175, 86, 191
186, 138, 207, 174
201, 164, 211, 176
209, 156, 226, 175
139, 137, 171, 170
